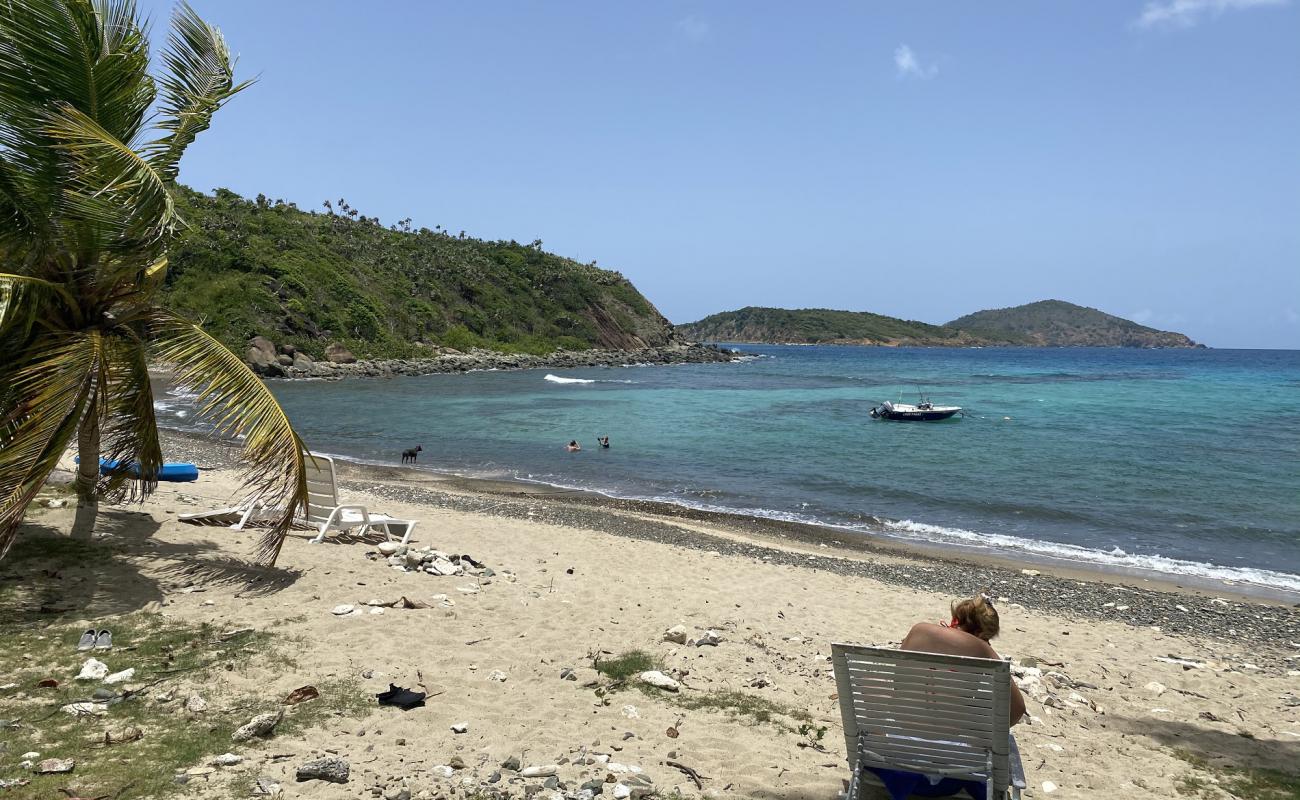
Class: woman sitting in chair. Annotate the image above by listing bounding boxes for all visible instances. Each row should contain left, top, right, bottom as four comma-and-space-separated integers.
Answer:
900, 594, 1026, 725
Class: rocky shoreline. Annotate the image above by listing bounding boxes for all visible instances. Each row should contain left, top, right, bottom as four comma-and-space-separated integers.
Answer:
243, 337, 738, 380
158, 430, 1300, 668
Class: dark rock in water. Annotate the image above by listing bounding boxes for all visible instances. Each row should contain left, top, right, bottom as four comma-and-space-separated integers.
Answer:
325, 342, 358, 364
296, 757, 349, 784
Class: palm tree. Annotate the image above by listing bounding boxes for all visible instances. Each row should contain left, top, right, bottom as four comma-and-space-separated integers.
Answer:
0, 0, 309, 564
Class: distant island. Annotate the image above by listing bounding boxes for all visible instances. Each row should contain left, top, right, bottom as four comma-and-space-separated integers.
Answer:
676, 300, 1202, 348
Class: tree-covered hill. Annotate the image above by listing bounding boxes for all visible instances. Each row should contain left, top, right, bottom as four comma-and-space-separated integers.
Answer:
946, 300, 1199, 348
161, 187, 676, 359
677, 301, 1200, 348
674, 306, 1030, 346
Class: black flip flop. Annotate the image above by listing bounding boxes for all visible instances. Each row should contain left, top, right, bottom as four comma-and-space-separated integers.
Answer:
375, 683, 425, 710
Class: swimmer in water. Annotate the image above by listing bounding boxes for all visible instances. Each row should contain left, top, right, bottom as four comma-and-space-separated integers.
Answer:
566, 440, 581, 452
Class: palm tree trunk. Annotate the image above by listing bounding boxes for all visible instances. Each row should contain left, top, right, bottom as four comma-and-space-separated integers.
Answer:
71, 401, 100, 540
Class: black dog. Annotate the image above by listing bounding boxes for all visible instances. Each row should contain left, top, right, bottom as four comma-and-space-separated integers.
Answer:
401, 445, 422, 464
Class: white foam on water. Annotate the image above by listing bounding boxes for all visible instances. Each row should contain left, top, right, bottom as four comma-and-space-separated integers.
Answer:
544, 374, 595, 384
883, 519, 1300, 593
543, 374, 636, 385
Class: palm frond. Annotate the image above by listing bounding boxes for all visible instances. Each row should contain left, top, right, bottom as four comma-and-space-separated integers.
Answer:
0, 330, 103, 559
46, 101, 176, 235
0, 0, 154, 258
0, 273, 78, 360
149, 1, 252, 182
148, 310, 307, 564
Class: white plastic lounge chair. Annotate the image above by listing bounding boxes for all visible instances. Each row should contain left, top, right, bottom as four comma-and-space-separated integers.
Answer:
180, 452, 416, 545
831, 642, 1026, 800
178, 496, 276, 530
302, 452, 416, 545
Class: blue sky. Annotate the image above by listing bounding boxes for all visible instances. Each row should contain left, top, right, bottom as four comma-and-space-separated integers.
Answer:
147, 1, 1299, 348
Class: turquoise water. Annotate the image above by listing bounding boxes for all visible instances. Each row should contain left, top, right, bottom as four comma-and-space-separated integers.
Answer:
159, 346, 1300, 592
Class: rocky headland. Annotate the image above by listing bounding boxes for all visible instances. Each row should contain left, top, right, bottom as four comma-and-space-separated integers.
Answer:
242, 336, 738, 380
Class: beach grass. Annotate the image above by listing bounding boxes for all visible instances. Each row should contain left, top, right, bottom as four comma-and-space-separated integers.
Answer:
0, 612, 365, 799
674, 688, 813, 729
593, 649, 661, 681
1174, 750, 1300, 799
593, 649, 813, 732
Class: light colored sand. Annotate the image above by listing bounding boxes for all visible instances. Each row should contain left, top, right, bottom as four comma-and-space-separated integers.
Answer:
20, 459, 1300, 799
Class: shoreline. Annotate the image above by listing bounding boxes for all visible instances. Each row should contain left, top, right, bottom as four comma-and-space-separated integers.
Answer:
15, 433, 1300, 799
160, 429, 1300, 664
249, 341, 739, 380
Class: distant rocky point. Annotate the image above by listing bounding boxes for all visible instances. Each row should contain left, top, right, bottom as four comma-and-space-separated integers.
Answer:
243, 335, 734, 380
676, 300, 1201, 348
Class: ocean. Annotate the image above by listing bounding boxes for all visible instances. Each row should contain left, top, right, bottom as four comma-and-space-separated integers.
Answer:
156, 346, 1300, 595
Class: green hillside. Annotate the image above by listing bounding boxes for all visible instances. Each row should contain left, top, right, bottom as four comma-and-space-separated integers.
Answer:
677, 300, 1200, 347
946, 300, 1199, 348
161, 187, 676, 359
675, 306, 1029, 346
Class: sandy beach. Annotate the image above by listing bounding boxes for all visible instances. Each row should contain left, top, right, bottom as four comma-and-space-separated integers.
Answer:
3, 435, 1299, 800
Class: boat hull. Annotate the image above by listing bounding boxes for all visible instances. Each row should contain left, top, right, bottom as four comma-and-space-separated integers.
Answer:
872, 408, 961, 421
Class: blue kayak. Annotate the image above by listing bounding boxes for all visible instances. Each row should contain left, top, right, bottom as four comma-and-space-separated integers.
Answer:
75, 457, 200, 482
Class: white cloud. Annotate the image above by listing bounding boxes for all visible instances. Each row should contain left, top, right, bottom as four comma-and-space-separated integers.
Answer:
894, 44, 937, 79
1133, 0, 1288, 29
1130, 308, 1154, 324
676, 15, 710, 42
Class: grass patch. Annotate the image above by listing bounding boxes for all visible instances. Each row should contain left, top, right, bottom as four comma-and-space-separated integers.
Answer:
593, 650, 661, 682
0, 614, 367, 799
1174, 750, 1300, 799
674, 689, 813, 729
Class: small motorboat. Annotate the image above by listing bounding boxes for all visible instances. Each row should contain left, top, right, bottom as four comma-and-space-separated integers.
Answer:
870, 399, 962, 422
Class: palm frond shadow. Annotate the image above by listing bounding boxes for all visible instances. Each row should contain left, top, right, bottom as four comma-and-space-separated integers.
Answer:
1, 513, 301, 622
148, 552, 302, 597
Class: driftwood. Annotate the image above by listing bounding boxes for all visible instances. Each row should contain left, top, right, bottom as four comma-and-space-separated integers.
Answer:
665, 760, 707, 790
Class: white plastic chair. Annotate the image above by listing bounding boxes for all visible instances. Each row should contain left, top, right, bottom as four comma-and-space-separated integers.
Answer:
831, 642, 1026, 800
179, 451, 416, 545
302, 452, 416, 544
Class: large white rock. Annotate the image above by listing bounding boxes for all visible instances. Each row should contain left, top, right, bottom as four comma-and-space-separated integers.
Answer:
663, 625, 689, 645
75, 658, 109, 681
521, 765, 558, 778
331, 604, 355, 616
377, 542, 405, 556
639, 670, 681, 692
1144, 681, 1167, 697
232, 709, 283, 742
104, 668, 135, 685
184, 694, 208, 713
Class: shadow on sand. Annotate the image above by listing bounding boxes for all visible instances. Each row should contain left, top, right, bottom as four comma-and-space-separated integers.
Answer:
2, 509, 304, 626
1111, 713, 1300, 773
